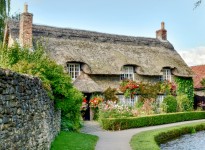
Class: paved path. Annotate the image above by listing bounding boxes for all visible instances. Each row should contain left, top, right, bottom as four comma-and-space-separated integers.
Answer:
80, 119, 205, 150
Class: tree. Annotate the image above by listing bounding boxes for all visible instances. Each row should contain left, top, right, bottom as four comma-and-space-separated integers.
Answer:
200, 78, 205, 87
0, 0, 10, 42
194, 0, 202, 9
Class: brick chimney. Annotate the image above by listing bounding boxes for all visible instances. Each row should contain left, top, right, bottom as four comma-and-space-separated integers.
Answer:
156, 22, 167, 41
19, 3, 33, 48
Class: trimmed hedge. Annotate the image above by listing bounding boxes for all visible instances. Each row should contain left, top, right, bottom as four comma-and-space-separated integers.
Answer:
101, 111, 205, 130
130, 122, 205, 150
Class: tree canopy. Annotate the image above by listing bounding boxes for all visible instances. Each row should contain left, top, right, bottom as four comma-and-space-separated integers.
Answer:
0, 0, 10, 42
194, 0, 202, 9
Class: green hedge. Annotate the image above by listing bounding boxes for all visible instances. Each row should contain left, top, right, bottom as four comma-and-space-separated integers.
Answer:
101, 111, 205, 130
130, 122, 205, 150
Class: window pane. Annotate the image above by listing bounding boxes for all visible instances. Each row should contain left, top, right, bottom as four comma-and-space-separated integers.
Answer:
162, 69, 171, 82
68, 63, 81, 80
120, 66, 134, 80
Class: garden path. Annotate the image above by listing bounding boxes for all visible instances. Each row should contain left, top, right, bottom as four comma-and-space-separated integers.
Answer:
80, 119, 205, 150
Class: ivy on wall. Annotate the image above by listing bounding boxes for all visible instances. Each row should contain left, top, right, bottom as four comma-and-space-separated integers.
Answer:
175, 77, 194, 103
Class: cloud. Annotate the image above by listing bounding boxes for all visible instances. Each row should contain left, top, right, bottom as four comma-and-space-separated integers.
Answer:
178, 47, 205, 66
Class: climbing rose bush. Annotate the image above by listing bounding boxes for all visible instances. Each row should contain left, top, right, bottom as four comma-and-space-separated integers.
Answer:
119, 80, 140, 98
81, 97, 88, 111
89, 96, 103, 108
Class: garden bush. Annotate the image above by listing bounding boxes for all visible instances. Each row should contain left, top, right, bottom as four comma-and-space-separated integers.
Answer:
0, 43, 83, 131
103, 87, 118, 102
99, 101, 133, 120
176, 94, 193, 112
130, 122, 205, 150
101, 111, 205, 130
162, 95, 177, 113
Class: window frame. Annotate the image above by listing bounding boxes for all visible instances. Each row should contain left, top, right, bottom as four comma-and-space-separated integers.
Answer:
161, 68, 172, 82
67, 63, 81, 80
117, 94, 138, 107
120, 66, 134, 80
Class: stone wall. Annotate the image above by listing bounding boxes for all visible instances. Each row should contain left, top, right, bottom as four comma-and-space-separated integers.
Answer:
0, 68, 61, 150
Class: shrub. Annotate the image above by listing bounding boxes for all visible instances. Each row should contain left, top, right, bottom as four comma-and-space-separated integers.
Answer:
175, 77, 194, 104
176, 94, 193, 112
101, 111, 205, 130
131, 122, 205, 150
0, 43, 83, 131
99, 101, 133, 119
155, 124, 205, 145
162, 95, 177, 113
141, 99, 154, 115
103, 87, 119, 102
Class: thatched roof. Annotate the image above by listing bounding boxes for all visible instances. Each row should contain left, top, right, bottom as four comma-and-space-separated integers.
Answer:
7, 20, 193, 77
191, 65, 205, 89
73, 73, 103, 93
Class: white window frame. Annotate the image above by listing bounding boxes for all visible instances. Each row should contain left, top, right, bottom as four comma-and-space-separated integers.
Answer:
161, 69, 171, 82
118, 95, 138, 107
120, 66, 134, 80
67, 63, 81, 80
156, 95, 165, 104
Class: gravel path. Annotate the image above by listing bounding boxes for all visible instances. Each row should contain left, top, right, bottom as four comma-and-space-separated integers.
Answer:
80, 119, 205, 150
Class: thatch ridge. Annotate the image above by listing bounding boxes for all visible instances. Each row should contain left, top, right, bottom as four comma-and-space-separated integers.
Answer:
7, 20, 174, 49
6, 19, 193, 77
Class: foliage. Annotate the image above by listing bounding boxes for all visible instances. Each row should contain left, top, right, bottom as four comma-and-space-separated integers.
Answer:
51, 131, 98, 150
162, 95, 177, 113
119, 80, 139, 98
99, 101, 133, 119
101, 111, 205, 130
200, 78, 205, 87
0, 43, 83, 131
175, 77, 194, 105
103, 87, 119, 102
0, 0, 10, 41
138, 82, 159, 101
81, 97, 88, 111
130, 122, 205, 150
89, 95, 103, 108
176, 94, 193, 112
141, 99, 154, 115
194, 0, 202, 9
119, 80, 176, 101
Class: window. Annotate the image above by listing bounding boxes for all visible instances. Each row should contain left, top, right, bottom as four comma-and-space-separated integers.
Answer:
156, 95, 165, 104
120, 66, 134, 80
160, 69, 171, 81
67, 63, 81, 80
118, 95, 138, 107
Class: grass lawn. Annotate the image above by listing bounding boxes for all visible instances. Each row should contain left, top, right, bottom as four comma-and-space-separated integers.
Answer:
130, 122, 205, 150
51, 131, 98, 150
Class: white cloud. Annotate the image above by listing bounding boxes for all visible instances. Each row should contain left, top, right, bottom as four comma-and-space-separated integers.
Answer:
178, 47, 205, 66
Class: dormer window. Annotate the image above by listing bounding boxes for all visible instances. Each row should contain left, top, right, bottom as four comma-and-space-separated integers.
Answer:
120, 66, 134, 80
67, 63, 81, 80
161, 68, 172, 82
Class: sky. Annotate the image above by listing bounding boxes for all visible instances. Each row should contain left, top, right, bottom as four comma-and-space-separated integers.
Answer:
10, 0, 205, 66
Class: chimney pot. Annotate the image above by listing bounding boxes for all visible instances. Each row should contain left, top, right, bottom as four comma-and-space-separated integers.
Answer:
161, 22, 165, 30
156, 22, 167, 41
24, 3, 28, 13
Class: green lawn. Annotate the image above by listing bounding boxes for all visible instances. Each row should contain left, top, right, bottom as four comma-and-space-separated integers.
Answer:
51, 131, 98, 150
130, 122, 205, 150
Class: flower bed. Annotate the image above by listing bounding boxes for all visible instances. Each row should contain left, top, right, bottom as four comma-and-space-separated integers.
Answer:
101, 111, 205, 130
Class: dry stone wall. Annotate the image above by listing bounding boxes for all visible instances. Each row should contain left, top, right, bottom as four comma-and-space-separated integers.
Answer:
0, 68, 60, 150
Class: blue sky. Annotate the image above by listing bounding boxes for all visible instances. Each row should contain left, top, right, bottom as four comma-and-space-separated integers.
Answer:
10, 0, 205, 66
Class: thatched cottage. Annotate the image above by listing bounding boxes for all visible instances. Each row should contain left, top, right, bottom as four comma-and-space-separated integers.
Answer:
4, 4, 193, 118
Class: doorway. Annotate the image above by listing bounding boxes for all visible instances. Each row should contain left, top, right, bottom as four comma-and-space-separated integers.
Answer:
83, 93, 92, 120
